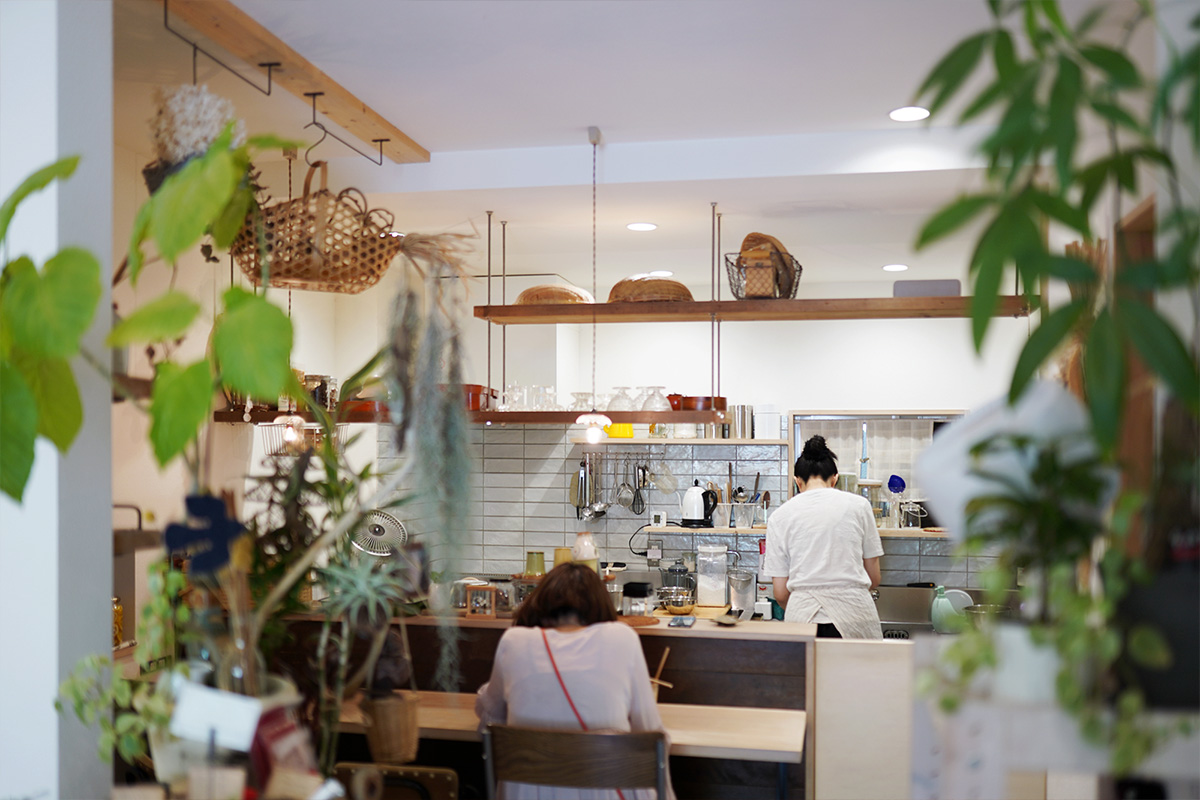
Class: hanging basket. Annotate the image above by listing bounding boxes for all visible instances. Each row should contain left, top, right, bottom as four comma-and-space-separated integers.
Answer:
230, 161, 403, 294
360, 691, 420, 765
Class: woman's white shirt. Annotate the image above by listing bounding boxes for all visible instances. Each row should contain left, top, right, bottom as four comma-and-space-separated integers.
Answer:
475, 622, 672, 799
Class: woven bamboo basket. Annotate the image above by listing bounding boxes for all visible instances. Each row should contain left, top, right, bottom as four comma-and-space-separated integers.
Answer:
231, 161, 403, 294
360, 691, 420, 764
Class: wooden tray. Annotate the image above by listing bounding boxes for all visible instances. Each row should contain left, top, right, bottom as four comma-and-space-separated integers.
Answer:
653, 604, 730, 619
619, 615, 660, 627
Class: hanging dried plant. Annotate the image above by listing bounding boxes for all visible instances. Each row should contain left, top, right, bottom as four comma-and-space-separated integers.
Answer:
149, 84, 245, 165
386, 231, 475, 691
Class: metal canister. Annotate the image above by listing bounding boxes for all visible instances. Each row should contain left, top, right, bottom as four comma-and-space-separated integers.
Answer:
112, 596, 124, 648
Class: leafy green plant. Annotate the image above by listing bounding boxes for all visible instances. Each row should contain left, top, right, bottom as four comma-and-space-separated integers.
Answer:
313, 555, 419, 777
56, 562, 190, 763
914, 0, 1199, 453
0, 157, 102, 502
913, 0, 1199, 775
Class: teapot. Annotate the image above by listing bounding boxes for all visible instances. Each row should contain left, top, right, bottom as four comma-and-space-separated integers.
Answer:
680, 480, 718, 528
660, 559, 696, 590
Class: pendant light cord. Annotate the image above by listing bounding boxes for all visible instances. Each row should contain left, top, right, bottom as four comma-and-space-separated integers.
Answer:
591, 137, 598, 410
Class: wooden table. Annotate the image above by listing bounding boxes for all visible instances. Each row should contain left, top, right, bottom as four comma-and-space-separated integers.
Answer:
342, 691, 807, 797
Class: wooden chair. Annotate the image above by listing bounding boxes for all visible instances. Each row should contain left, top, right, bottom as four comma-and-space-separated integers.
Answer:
482, 724, 668, 799
334, 762, 459, 800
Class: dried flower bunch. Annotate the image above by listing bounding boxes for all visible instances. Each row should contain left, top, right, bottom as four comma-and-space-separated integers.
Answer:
150, 84, 245, 164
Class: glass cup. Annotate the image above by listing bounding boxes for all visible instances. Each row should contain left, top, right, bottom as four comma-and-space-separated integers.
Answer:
714, 502, 732, 528
733, 503, 756, 529
607, 387, 634, 412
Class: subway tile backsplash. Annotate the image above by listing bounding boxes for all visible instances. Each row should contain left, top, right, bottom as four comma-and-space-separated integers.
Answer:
376, 424, 979, 588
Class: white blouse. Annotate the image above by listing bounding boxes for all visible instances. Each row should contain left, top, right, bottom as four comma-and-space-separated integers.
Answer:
475, 622, 674, 800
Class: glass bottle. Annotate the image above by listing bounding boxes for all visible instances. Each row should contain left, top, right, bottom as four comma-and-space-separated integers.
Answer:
572, 531, 599, 572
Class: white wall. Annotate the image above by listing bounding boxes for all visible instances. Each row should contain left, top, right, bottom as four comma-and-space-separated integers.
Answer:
0, 3, 113, 798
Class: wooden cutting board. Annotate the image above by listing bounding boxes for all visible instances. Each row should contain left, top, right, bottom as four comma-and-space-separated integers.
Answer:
619, 615, 660, 627
653, 604, 731, 619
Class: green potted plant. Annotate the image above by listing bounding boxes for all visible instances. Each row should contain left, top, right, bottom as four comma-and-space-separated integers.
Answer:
912, 0, 1199, 777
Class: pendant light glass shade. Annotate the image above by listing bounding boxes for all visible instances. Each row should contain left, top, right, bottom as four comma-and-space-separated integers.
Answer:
575, 412, 612, 443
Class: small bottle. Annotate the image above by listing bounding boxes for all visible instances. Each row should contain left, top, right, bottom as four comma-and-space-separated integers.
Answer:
930, 586, 965, 634
111, 596, 124, 648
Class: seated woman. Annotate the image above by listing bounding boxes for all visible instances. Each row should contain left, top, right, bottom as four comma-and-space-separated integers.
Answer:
475, 562, 673, 799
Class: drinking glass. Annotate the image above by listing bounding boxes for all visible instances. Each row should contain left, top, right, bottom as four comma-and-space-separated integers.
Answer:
607, 387, 634, 412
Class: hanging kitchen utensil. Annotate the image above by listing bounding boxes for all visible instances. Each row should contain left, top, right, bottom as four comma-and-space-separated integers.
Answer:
751, 472, 761, 503
616, 459, 635, 509
631, 466, 646, 514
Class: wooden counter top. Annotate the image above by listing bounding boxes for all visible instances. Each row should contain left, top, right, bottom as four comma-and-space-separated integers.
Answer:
878, 527, 950, 538
341, 691, 807, 764
389, 614, 815, 641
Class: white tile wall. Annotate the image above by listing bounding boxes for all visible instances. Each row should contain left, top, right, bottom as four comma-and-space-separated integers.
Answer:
379, 422, 954, 580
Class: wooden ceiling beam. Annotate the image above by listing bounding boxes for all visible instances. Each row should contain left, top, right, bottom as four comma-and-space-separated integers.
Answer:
156, 0, 429, 164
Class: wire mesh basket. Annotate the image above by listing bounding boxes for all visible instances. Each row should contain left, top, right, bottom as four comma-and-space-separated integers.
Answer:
259, 420, 348, 459
724, 252, 803, 300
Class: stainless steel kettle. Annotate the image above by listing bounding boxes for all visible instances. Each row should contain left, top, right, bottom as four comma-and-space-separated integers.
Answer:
680, 480, 718, 528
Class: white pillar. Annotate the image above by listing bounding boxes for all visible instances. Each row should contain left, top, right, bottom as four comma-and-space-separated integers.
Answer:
0, 3, 113, 799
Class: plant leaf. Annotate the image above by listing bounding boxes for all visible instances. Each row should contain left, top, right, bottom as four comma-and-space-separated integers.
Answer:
149, 360, 213, 467
1037, 0, 1071, 37
1030, 189, 1089, 236
1009, 299, 1087, 402
1117, 297, 1200, 415
0, 156, 79, 246
107, 291, 201, 347
1083, 309, 1124, 453
917, 31, 993, 115
1043, 254, 1098, 286
971, 252, 1005, 351
993, 29, 1018, 81
212, 288, 293, 401
1091, 99, 1145, 134
0, 360, 38, 501
125, 200, 153, 286
1080, 45, 1142, 88
1128, 625, 1172, 669
149, 149, 238, 263
1049, 56, 1082, 189
210, 186, 254, 250
10, 351, 82, 452
959, 77, 1008, 123
916, 195, 996, 249
1, 249, 101, 358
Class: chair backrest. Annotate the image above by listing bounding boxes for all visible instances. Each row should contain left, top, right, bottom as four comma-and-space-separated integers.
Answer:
483, 724, 668, 799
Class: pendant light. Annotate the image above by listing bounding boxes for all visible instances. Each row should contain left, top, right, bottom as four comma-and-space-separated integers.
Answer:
574, 126, 611, 443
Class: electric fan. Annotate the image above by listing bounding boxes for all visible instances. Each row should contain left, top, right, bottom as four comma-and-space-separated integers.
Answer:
349, 509, 408, 558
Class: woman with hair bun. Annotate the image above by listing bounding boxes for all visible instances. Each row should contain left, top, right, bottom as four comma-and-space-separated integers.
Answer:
761, 435, 883, 639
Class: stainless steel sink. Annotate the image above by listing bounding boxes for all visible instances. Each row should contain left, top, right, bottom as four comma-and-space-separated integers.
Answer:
872, 585, 1021, 634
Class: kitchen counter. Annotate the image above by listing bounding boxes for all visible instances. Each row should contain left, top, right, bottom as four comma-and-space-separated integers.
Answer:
878, 527, 950, 538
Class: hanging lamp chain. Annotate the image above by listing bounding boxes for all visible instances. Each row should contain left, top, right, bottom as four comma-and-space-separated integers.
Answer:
591, 135, 598, 409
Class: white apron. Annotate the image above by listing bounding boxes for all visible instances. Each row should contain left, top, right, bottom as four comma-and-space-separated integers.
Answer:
783, 584, 882, 639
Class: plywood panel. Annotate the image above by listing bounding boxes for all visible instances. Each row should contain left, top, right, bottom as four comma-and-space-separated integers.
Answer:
814, 639, 913, 800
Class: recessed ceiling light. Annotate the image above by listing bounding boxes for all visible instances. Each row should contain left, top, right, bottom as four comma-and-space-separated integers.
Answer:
648, 270, 673, 278
883, 264, 909, 272
889, 106, 930, 122
627, 222, 657, 231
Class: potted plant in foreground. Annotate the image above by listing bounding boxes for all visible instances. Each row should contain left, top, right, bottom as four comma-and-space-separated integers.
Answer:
912, 0, 1199, 778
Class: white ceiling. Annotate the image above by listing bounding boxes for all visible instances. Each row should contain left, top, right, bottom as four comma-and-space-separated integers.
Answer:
113, 0, 1151, 292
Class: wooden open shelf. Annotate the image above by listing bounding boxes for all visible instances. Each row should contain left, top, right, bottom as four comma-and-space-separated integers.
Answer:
472, 410, 721, 425
474, 296, 1036, 325
112, 374, 153, 402
213, 406, 389, 424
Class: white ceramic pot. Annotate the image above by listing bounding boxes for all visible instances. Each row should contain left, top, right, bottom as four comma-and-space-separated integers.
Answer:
992, 622, 1059, 703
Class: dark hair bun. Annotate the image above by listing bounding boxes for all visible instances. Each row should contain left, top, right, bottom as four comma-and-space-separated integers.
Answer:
801, 435, 835, 461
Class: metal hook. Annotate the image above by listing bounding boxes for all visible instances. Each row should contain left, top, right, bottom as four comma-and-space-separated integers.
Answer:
305, 125, 329, 167
303, 92, 388, 166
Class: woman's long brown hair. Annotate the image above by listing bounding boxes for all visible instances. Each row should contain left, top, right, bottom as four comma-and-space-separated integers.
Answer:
513, 562, 618, 628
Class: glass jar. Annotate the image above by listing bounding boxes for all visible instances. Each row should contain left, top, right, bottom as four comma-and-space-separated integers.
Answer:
622, 581, 653, 616
697, 544, 729, 606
